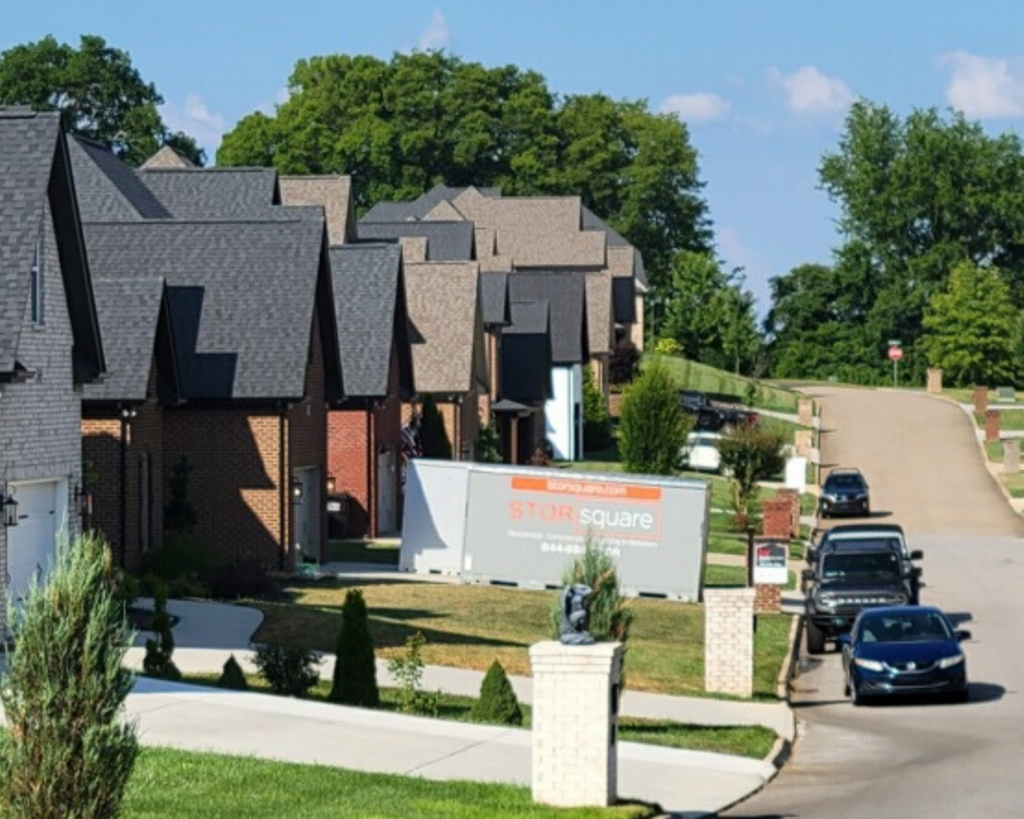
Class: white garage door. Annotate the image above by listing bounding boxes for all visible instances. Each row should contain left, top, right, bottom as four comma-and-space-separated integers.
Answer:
7, 481, 59, 606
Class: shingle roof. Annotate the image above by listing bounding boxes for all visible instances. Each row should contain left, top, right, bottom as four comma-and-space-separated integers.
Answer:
83, 218, 327, 400
280, 175, 354, 245
68, 137, 172, 221
360, 185, 501, 223
357, 220, 474, 261
584, 271, 614, 356
404, 262, 484, 394
328, 242, 407, 398
507, 272, 588, 365
479, 272, 510, 326
137, 168, 280, 219
506, 300, 549, 335
83, 277, 166, 401
502, 300, 552, 403
140, 145, 196, 169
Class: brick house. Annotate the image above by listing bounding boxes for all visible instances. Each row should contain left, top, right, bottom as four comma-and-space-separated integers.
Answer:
327, 242, 414, 539
0, 109, 106, 629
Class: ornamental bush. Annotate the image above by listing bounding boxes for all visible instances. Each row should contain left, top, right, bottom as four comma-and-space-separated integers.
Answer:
217, 654, 249, 690
0, 532, 138, 819
143, 579, 181, 681
549, 536, 634, 644
618, 360, 690, 475
470, 660, 523, 726
329, 589, 379, 707
253, 644, 322, 698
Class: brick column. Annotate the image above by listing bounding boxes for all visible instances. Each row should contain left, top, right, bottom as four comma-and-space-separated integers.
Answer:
927, 368, 943, 395
761, 498, 792, 540
974, 386, 989, 414
755, 584, 782, 613
530, 641, 623, 807
704, 588, 755, 698
1005, 439, 1020, 474
776, 488, 801, 537
986, 410, 1000, 443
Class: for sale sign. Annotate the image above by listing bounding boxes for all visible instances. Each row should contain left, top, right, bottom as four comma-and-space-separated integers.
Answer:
752, 539, 788, 586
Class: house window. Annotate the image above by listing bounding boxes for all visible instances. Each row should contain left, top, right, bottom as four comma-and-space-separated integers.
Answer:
139, 452, 152, 552
30, 236, 44, 325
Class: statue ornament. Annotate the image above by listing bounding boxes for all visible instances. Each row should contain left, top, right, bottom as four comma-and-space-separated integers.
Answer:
559, 583, 595, 645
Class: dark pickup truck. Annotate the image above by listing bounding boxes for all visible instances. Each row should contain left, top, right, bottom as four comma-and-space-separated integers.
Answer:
678, 390, 758, 431
802, 539, 920, 654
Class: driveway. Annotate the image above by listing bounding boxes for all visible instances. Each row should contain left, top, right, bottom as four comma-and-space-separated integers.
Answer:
724, 386, 1024, 817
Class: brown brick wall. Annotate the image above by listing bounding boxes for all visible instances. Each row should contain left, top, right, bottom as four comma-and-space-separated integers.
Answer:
761, 498, 793, 541
754, 584, 782, 613
328, 408, 370, 538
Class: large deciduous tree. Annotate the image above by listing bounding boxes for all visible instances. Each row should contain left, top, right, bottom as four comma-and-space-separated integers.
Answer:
0, 34, 203, 166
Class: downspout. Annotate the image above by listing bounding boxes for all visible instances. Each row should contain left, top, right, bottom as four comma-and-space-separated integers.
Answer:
367, 407, 375, 539
119, 407, 128, 569
278, 403, 287, 571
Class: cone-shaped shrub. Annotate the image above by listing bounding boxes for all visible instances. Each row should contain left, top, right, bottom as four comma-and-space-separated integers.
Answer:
143, 579, 181, 681
329, 588, 379, 707
470, 660, 523, 726
0, 531, 139, 819
217, 654, 249, 690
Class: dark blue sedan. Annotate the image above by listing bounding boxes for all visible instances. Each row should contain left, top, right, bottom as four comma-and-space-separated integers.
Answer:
839, 606, 970, 705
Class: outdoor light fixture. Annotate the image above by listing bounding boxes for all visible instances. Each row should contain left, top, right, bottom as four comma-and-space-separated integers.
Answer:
2, 489, 18, 528
290, 477, 304, 502
74, 484, 93, 517
326, 475, 336, 494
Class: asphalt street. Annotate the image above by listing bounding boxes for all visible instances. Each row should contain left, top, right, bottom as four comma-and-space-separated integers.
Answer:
723, 387, 1024, 818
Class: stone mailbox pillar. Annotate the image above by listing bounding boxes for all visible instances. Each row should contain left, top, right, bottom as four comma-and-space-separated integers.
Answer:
927, 368, 943, 395
974, 386, 989, 414
705, 588, 755, 698
1005, 439, 1020, 474
986, 410, 1000, 443
530, 641, 623, 807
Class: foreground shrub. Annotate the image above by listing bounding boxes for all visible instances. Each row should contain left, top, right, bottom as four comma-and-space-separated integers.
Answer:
471, 660, 523, 726
217, 655, 249, 690
0, 532, 138, 819
143, 580, 181, 681
253, 644, 322, 698
549, 536, 634, 644
387, 632, 439, 715
329, 589, 379, 707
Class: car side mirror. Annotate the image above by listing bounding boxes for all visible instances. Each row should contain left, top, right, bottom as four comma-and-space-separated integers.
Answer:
801, 569, 816, 582
956, 630, 972, 642
836, 633, 851, 647
805, 547, 817, 564
910, 550, 924, 560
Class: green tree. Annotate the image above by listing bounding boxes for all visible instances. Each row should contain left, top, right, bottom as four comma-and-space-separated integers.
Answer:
0, 532, 138, 819
582, 365, 613, 451
142, 579, 181, 681
718, 425, 787, 523
0, 34, 203, 166
419, 396, 453, 459
329, 589, 379, 707
919, 260, 1018, 387
617, 360, 690, 475
470, 660, 523, 726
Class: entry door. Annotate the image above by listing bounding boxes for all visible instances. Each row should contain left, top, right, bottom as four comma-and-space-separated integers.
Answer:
293, 467, 320, 563
377, 448, 397, 535
7, 481, 59, 605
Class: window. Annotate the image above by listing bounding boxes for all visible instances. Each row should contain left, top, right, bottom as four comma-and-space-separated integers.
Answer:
30, 235, 44, 324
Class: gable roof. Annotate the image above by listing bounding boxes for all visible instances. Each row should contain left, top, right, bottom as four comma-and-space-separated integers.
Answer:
501, 300, 552, 403
140, 145, 196, 169
82, 218, 333, 401
68, 137, 172, 221
479, 272, 510, 326
0, 108, 104, 382
357, 220, 475, 261
280, 175, 355, 245
328, 242, 413, 399
360, 185, 501, 223
137, 167, 280, 219
507, 272, 588, 365
404, 262, 485, 394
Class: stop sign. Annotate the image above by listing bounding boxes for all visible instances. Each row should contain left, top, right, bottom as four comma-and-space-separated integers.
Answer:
888, 345, 903, 362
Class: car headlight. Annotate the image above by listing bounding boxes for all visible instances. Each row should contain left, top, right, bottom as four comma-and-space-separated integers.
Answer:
938, 653, 965, 669
815, 595, 836, 609
854, 657, 885, 671
822, 494, 836, 502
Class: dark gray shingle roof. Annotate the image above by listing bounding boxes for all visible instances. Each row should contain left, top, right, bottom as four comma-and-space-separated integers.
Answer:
480, 272, 509, 326
138, 168, 280, 219
506, 300, 550, 335
328, 243, 404, 398
68, 137, 172, 221
360, 184, 500, 223
83, 218, 326, 400
356, 220, 474, 261
507, 272, 588, 365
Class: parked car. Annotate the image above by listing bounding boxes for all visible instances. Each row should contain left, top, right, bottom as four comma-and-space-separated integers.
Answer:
807, 523, 924, 604
680, 431, 724, 472
839, 606, 970, 705
802, 539, 915, 654
678, 389, 711, 413
819, 468, 871, 518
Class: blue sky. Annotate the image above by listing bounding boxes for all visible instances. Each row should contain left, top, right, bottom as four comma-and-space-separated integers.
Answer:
5, 1, 1024, 313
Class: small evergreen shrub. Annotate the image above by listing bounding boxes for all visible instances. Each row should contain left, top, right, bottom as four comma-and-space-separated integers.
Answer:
330, 589, 379, 707
386, 632, 439, 715
471, 660, 523, 726
420, 396, 453, 459
476, 423, 502, 463
0, 532, 138, 819
143, 580, 181, 681
609, 336, 640, 385
583, 365, 613, 451
253, 644, 322, 698
618, 360, 690, 475
217, 654, 249, 690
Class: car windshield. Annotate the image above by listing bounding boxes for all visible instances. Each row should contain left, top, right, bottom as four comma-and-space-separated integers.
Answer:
826, 474, 865, 490
829, 537, 901, 553
859, 612, 954, 643
821, 551, 899, 580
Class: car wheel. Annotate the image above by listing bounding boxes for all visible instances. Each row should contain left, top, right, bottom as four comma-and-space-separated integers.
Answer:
806, 618, 826, 655
843, 677, 851, 697
852, 685, 867, 707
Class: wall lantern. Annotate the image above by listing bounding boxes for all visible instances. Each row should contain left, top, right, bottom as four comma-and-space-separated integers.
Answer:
74, 484, 94, 518
326, 475, 337, 494
290, 477, 304, 503
2, 489, 18, 528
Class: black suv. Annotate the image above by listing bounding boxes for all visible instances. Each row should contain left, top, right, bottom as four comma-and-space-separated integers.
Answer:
818, 468, 870, 518
806, 523, 924, 604
802, 540, 918, 654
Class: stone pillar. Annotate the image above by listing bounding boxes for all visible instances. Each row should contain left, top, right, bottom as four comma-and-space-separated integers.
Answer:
1005, 439, 1020, 474
777, 488, 802, 537
794, 429, 813, 458
986, 410, 1000, 443
704, 588, 755, 698
974, 386, 989, 414
761, 498, 792, 540
755, 584, 782, 614
530, 641, 623, 807
798, 398, 814, 427
927, 368, 943, 395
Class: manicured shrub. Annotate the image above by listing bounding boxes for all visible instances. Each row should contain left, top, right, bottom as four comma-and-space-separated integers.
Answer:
0, 532, 138, 819
253, 644, 322, 698
471, 660, 523, 726
330, 589, 379, 707
217, 654, 249, 690
609, 336, 640, 385
143, 579, 181, 681
618, 360, 690, 475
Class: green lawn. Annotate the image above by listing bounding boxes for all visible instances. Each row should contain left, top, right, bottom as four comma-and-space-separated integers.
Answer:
644, 353, 800, 413
122, 747, 656, 819
327, 539, 401, 564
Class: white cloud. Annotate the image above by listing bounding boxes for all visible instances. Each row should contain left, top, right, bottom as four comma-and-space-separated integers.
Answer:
940, 50, 1024, 118
162, 93, 227, 155
418, 8, 449, 52
660, 93, 731, 122
769, 66, 854, 114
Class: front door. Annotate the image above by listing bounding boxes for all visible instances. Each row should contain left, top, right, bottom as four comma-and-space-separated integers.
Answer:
7, 480, 60, 606
377, 448, 397, 535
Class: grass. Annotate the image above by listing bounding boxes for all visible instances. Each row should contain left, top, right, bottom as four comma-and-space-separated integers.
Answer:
1000, 471, 1024, 498
327, 539, 401, 565
986, 440, 1004, 462
175, 673, 777, 759
704, 565, 797, 591
250, 580, 793, 699
121, 746, 657, 819
644, 353, 800, 414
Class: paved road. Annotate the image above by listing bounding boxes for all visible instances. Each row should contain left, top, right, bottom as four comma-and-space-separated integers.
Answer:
724, 386, 1024, 818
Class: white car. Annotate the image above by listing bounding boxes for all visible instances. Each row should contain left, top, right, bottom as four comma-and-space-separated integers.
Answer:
680, 432, 723, 473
